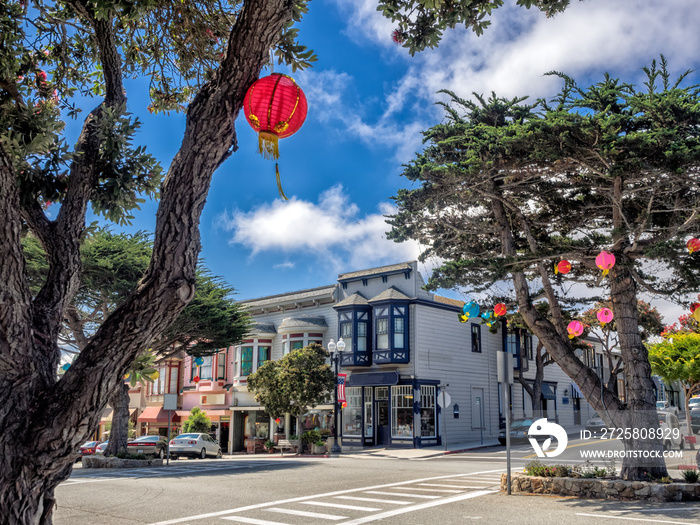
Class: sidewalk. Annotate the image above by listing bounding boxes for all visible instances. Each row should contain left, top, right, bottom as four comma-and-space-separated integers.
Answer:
340, 438, 501, 460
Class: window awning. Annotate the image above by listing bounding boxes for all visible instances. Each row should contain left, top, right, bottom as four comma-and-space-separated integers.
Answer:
540, 383, 556, 400
347, 371, 399, 387
100, 408, 136, 422
570, 383, 583, 399
137, 406, 179, 423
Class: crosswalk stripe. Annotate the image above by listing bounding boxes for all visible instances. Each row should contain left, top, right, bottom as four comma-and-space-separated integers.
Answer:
406, 487, 464, 493
221, 517, 290, 525
266, 508, 346, 520
301, 502, 380, 512
418, 483, 481, 489
335, 496, 412, 505
364, 491, 439, 499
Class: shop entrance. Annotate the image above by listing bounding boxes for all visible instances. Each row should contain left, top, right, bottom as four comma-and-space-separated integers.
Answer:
377, 401, 389, 446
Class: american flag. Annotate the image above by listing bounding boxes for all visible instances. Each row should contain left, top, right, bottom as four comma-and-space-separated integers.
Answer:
337, 373, 347, 404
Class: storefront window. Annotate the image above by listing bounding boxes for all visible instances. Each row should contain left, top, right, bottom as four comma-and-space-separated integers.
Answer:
392, 385, 414, 438
301, 409, 333, 437
244, 411, 270, 439
420, 385, 436, 438
343, 387, 362, 437
364, 387, 373, 437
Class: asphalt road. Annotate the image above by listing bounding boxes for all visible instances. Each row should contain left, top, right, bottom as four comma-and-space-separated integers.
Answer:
54, 446, 700, 525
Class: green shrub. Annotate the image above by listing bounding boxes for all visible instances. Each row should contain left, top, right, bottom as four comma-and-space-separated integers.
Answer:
682, 469, 699, 483
524, 460, 568, 477
301, 430, 321, 444
264, 440, 275, 450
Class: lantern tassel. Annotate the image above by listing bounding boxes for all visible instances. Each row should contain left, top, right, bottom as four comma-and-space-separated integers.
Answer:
275, 163, 288, 201
258, 131, 280, 160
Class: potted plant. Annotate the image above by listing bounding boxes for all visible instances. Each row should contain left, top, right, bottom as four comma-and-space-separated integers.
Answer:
301, 430, 321, 454
264, 440, 276, 453
312, 439, 326, 455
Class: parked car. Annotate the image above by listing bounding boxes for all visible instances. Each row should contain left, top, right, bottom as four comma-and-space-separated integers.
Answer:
169, 433, 222, 459
78, 440, 99, 460
691, 406, 700, 434
657, 401, 679, 417
127, 435, 168, 459
498, 418, 534, 445
585, 414, 607, 432
688, 397, 700, 410
95, 441, 109, 455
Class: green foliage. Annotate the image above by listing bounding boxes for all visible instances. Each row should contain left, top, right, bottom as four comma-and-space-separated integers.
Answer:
301, 429, 321, 445
264, 440, 275, 450
682, 469, 699, 483
248, 343, 335, 420
648, 333, 700, 389
126, 351, 159, 388
524, 460, 568, 477
377, 0, 571, 55
182, 406, 212, 433
389, 59, 700, 299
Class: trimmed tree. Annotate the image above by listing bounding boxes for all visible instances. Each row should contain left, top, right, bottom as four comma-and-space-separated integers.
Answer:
248, 343, 335, 440
182, 407, 213, 434
649, 331, 700, 436
389, 61, 700, 479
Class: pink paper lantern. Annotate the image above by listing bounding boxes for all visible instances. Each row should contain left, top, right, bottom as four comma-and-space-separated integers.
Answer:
567, 321, 584, 339
597, 307, 614, 325
596, 251, 616, 277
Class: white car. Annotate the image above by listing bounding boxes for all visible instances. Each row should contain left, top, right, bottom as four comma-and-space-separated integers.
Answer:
688, 397, 700, 410
169, 433, 222, 459
658, 412, 684, 450
657, 401, 679, 417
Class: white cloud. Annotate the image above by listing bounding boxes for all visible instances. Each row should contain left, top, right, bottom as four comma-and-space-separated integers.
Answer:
219, 185, 422, 272
273, 261, 295, 270
322, 0, 700, 154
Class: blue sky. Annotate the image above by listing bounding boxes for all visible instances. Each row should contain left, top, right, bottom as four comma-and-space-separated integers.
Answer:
60, 0, 700, 323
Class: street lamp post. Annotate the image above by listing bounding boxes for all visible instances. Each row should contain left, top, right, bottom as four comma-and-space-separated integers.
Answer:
328, 338, 346, 455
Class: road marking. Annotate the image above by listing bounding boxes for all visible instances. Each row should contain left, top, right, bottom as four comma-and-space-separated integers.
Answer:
418, 483, 484, 488
147, 469, 505, 524
576, 513, 699, 524
301, 502, 380, 512
363, 491, 440, 499
338, 490, 497, 525
406, 487, 464, 493
266, 508, 346, 520
221, 518, 289, 525
335, 496, 412, 505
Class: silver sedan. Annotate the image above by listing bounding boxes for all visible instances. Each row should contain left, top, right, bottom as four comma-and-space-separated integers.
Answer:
169, 433, 222, 459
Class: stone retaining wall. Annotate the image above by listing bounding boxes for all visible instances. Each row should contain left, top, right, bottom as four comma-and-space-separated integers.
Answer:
82, 456, 163, 469
501, 473, 700, 502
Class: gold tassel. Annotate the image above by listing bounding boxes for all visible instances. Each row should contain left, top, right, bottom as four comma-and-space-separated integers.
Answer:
276, 163, 288, 201
258, 131, 280, 160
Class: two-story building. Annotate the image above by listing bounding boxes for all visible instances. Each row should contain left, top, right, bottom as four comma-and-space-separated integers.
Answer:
226, 261, 600, 452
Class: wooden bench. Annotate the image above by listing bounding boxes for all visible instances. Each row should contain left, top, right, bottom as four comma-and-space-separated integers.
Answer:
277, 439, 300, 455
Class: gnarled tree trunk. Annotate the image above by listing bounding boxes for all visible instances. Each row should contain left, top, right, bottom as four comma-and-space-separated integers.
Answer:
0, 1, 295, 523
104, 382, 131, 456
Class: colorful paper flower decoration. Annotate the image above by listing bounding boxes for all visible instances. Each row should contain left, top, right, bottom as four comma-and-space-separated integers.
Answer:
597, 308, 614, 326
595, 251, 616, 277
458, 313, 468, 323
123, 373, 130, 380
275, 418, 281, 424
462, 301, 480, 320
194, 357, 204, 366
688, 238, 700, 254
691, 302, 700, 313
555, 260, 572, 275
567, 321, 584, 339
494, 303, 507, 317
243, 73, 308, 200
481, 311, 495, 327
193, 375, 200, 383
61, 363, 70, 371
149, 370, 159, 380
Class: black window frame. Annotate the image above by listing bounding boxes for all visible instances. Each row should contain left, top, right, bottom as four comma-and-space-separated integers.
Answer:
471, 323, 481, 353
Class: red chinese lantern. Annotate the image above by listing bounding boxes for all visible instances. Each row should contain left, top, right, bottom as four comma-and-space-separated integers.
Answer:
597, 307, 614, 325
275, 418, 281, 424
243, 73, 308, 199
691, 302, 700, 313
555, 260, 571, 275
688, 238, 700, 254
193, 375, 200, 383
494, 303, 507, 317
567, 321, 584, 339
595, 251, 616, 277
